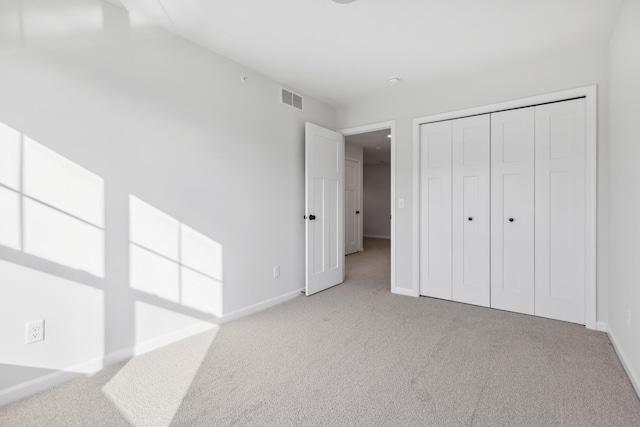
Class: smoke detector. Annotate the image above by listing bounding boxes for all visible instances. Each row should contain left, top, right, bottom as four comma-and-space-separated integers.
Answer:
388, 76, 401, 85
332, 0, 357, 3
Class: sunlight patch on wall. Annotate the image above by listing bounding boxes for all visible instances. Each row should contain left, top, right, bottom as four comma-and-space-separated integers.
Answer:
0, 187, 20, 249
130, 244, 179, 303
0, 122, 20, 190
130, 196, 179, 260
0, 121, 105, 277
24, 138, 105, 227
129, 196, 223, 317
24, 199, 105, 277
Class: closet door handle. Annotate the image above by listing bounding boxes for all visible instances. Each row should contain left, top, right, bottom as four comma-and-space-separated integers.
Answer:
468, 217, 473, 221
309, 215, 316, 220
508, 218, 514, 222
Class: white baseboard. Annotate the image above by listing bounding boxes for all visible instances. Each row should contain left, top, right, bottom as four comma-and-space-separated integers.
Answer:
103, 321, 219, 366
0, 357, 104, 407
221, 288, 304, 323
607, 326, 640, 399
0, 288, 304, 408
596, 321, 608, 332
364, 235, 391, 239
0, 321, 218, 408
392, 287, 418, 297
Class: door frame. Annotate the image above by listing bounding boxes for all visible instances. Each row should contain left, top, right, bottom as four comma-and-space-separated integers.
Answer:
344, 156, 363, 254
412, 85, 598, 330
339, 120, 397, 294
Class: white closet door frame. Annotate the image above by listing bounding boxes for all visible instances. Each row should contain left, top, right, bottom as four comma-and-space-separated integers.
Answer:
413, 86, 598, 330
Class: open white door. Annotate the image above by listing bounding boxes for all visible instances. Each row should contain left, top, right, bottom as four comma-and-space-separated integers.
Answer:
344, 157, 361, 255
305, 123, 345, 296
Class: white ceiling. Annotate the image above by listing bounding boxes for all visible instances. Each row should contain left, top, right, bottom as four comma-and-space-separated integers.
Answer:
111, 0, 624, 107
346, 129, 391, 165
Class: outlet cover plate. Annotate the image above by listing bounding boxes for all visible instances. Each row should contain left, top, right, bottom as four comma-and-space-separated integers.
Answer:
26, 320, 45, 344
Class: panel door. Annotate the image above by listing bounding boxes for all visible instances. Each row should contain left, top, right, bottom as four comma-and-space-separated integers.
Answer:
534, 99, 586, 324
305, 123, 344, 296
345, 158, 360, 255
419, 121, 452, 299
491, 107, 535, 315
452, 115, 490, 307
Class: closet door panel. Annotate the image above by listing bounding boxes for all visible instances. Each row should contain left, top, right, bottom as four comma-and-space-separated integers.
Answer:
452, 115, 490, 307
491, 107, 535, 315
420, 121, 452, 299
535, 99, 586, 324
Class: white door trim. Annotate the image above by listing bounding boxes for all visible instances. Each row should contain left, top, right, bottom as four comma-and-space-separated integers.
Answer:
413, 85, 597, 330
340, 120, 396, 293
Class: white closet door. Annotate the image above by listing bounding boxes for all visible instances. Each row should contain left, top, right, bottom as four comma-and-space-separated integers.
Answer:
345, 158, 360, 256
535, 99, 586, 324
419, 121, 452, 299
491, 107, 535, 315
452, 115, 490, 307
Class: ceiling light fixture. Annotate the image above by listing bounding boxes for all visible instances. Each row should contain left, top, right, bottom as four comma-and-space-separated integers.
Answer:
332, 0, 357, 3
387, 76, 401, 85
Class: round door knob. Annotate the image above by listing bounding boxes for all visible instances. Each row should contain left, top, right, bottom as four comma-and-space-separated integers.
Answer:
309, 215, 316, 220
468, 217, 473, 221
356, 211, 360, 214
508, 218, 514, 222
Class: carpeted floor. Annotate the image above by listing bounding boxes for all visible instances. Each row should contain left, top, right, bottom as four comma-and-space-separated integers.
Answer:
1, 238, 639, 426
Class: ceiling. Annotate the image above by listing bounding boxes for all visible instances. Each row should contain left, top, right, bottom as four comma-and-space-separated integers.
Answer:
110, 0, 624, 107
346, 129, 391, 166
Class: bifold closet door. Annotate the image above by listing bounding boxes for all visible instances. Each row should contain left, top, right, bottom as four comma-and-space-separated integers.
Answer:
419, 121, 452, 299
534, 99, 586, 324
452, 115, 490, 307
490, 107, 535, 315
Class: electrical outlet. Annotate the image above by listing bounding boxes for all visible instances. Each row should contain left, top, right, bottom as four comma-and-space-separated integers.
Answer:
628, 310, 631, 330
26, 320, 45, 344
273, 266, 280, 279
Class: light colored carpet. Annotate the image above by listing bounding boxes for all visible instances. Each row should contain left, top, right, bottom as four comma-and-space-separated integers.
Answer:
1, 238, 639, 426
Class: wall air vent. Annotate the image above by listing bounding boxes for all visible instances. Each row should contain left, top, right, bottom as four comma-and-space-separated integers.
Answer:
281, 88, 303, 111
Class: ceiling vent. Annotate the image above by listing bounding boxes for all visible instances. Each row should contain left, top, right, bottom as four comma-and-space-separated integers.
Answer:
281, 88, 303, 111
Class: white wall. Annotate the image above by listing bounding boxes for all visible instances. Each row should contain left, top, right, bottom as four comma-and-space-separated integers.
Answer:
607, 0, 640, 394
345, 141, 363, 164
336, 45, 610, 324
0, 0, 335, 404
363, 164, 391, 238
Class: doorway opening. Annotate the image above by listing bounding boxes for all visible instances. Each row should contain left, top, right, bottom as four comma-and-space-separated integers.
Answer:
341, 122, 395, 292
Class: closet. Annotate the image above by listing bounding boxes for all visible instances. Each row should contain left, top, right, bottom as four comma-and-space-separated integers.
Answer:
419, 98, 587, 325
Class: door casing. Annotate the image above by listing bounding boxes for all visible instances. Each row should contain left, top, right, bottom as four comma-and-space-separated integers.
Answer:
339, 121, 397, 294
